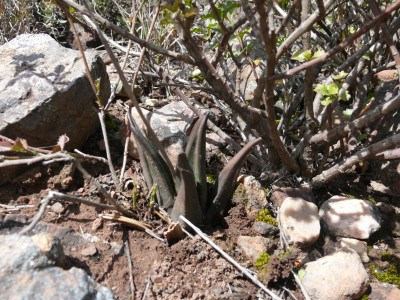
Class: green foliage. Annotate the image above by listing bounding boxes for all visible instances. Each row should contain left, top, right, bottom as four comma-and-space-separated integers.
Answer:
369, 253, 400, 288
366, 195, 377, 204
331, 71, 348, 81
256, 208, 278, 226
149, 184, 158, 207
206, 173, 216, 184
360, 295, 369, 300
291, 49, 325, 62
297, 268, 306, 280
255, 252, 270, 270
314, 76, 350, 106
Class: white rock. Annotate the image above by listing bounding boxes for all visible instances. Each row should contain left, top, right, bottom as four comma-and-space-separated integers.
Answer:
278, 197, 320, 245
369, 282, 400, 300
320, 196, 381, 239
301, 248, 369, 300
340, 238, 369, 263
236, 236, 273, 262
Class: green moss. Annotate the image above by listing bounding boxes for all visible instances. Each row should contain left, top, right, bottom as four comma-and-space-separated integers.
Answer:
369, 253, 400, 288
255, 252, 270, 270
206, 173, 216, 184
262, 187, 270, 196
369, 264, 400, 287
256, 208, 278, 226
366, 195, 377, 204
359, 293, 369, 300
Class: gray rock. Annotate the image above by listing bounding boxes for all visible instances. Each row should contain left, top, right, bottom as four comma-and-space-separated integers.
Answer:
340, 238, 369, 263
301, 248, 369, 300
278, 197, 320, 246
320, 196, 381, 239
0, 33, 110, 149
128, 101, 196, 166
0, 234, 49, 272
0, 234, 114, 300
252, 221, 279, 236
236, 235, 274, 262
1, 267, 113, 300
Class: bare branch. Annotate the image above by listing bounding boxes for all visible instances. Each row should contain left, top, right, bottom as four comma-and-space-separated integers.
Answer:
312, 132, 400, 187
277, 0, 335, 59
272, 0, 400, 80
58, 0, 195, 65
255, 0, 299, 173
0, 153, 73, 168
309, 93, 400, 145
19, 191, 116, 235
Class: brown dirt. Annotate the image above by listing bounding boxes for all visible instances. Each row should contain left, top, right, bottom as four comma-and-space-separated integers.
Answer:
0, 99, 285, 299
0, 160, 275, 299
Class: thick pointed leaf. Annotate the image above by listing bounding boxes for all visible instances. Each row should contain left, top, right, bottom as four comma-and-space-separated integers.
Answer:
206, 137, 262, 220
127, 110, 176, 211
171, 153, 203, 228
185, 113, 208, 214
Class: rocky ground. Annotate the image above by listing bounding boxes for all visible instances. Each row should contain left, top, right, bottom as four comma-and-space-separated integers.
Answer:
1, 33, 400, 300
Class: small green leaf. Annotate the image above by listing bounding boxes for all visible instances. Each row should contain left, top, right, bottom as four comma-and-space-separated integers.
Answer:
332, 71, 348, 81
291, 50, 312, 62
343, 108, 353, 118
149, 184, 158, 207
320, 96, 333, 106
363, 51, 372, 61
291, 49, 325, 61
298, 269, 307, 280
338, 89, 350, 101
357, 133, 369, 142
314, 83, 339, 96
312, 50, 325, 58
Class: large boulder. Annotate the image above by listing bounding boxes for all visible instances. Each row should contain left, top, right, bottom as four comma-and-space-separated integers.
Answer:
0, 33, 110, 149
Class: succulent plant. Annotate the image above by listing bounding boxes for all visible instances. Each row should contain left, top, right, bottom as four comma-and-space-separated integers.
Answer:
127, 109, 262, 227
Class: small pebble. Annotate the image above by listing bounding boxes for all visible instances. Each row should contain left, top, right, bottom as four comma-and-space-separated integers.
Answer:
51, 202, 64, 214
92, 218, 103, 231
110, 241, 123, 255
81, 244, 97, 257
253, 221, 279, 236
